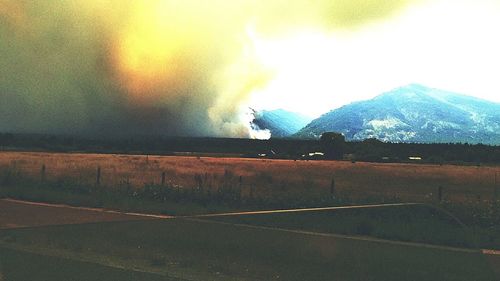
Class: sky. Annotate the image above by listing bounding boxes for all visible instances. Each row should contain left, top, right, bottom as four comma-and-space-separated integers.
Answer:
247, 0, 500, 117
1, 0, 499, 138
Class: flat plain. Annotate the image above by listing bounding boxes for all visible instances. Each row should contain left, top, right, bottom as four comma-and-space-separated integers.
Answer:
1, 151, 499, 203
0, 203, 496, 281
1, 151, 499, 280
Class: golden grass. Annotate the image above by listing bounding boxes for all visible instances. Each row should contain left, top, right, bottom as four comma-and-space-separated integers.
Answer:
1, 151, 499, 203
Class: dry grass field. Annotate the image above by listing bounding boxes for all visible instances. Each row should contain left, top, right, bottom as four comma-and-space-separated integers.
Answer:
1, 151, 499, 203
1, 152, 499, 280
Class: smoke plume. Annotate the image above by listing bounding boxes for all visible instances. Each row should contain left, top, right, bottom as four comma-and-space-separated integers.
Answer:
0, 0, 416, 138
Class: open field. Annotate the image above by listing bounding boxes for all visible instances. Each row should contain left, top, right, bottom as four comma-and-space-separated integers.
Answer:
0, 198, 498, 280
1, 151, 499, 203
0, 215, 496, 281
0, 199, 473, 249
1, 247, 174, 281
1, 151, 499, 250
206, 204, 474, 248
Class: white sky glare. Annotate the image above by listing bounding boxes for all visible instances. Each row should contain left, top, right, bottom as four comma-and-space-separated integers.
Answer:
247, 0, 500, 117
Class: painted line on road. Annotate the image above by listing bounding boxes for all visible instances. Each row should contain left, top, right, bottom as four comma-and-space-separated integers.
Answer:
1, 198, 173, 219
2, 198, 417, 220
482, 249, 500, 255
183, 202, 420, 218
3, 198, 499, 256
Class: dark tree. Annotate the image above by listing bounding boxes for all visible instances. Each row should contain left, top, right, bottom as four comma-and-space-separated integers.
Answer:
320, 132, 346, 159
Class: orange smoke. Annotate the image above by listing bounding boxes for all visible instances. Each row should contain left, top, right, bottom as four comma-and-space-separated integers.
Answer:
0, 0, 27, 29
110, 1, 242, 107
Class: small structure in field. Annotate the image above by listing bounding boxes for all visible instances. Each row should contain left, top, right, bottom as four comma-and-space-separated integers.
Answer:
301, 152, 325, 160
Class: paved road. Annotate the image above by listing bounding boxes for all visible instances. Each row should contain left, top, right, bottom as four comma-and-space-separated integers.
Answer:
2, 198, 498, 280
0, 198, 155, 229
1, 198, 499, 259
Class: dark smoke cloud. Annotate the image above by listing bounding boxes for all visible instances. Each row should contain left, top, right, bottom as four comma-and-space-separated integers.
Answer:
0, 1, 216, 137
0, 0, 416, 138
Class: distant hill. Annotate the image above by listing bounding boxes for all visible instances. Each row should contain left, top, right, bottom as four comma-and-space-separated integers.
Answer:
252, 109, 313, 138
295, 84, 500, 145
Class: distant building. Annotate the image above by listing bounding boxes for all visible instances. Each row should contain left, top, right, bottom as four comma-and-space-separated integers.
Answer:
301, 152, 325, 159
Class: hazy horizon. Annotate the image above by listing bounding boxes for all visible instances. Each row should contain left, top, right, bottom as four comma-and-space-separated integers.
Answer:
263, 83, 500, 119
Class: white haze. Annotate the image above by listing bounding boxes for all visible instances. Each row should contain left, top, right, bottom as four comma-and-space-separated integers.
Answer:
248, 0, 500, 118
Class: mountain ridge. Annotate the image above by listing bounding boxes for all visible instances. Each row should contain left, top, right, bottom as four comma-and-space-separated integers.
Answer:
295, 84, 500, 145
252, 109, 313, 138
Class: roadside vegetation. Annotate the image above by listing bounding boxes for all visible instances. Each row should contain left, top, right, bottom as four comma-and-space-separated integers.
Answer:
0, 151, 499, 250
0, 215, 495, 281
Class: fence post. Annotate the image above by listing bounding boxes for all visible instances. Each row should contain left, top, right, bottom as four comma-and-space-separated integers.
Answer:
238, 176, 243, 201
330, 176, 336, 197
494, 172, 498, 202
161, 172, 166, 186
41, 164, 46, 183
96, 166, 101, 186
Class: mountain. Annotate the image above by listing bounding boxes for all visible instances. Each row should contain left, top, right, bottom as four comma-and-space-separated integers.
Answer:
295, 84, 500, 144
252, 109, 313, 138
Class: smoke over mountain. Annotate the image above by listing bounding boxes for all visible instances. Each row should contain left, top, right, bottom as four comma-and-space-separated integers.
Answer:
0, 0, 415, 138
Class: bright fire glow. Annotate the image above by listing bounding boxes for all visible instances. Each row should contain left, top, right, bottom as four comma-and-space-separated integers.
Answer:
115, 1, 205, 104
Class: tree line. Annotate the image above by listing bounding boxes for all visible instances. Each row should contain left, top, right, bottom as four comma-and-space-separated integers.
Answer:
0, 132, 499, 164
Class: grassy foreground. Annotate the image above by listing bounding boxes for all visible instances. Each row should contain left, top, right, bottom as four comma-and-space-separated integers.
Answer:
1, 177, 499, 250
0, 216, 496, 281
1, 151, 499, 250
206, 204, 476, 249
0, 247, 174, 281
